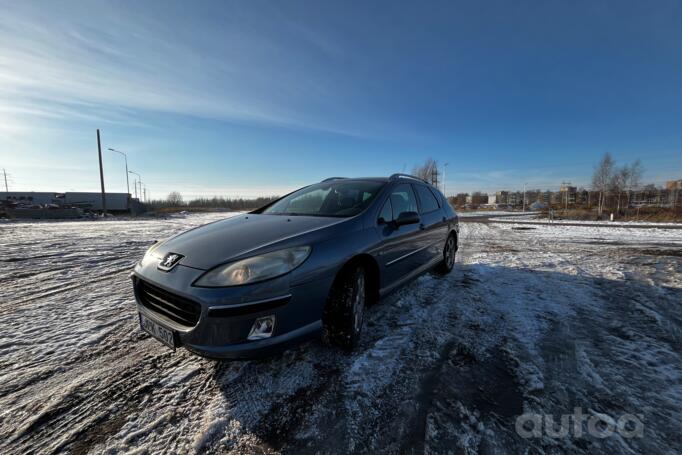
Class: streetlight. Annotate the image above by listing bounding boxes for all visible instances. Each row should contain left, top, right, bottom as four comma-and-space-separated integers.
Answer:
107, 148, 130, 196
128, 170, 142, 200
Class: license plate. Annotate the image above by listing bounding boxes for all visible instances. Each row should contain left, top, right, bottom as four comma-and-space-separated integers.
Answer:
139, 313, 176, 349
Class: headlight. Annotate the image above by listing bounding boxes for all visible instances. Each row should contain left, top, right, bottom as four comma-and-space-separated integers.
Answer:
194, 246, 311, 287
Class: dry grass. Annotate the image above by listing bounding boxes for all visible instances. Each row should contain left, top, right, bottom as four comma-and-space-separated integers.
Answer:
541, 207, 682, 222
153, 206, 250, 214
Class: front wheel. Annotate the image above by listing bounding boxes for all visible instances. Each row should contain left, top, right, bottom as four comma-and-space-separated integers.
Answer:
322, 265, 366, 350
436, 234, 456, 273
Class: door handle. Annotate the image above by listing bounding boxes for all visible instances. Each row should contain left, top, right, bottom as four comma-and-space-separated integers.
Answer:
419, 223, 425, 230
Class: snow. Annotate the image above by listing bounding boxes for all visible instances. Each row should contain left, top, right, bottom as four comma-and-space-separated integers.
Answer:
492, 216, 682, 227
1, 214, 680, 454
492, 221, 682, 245
458, 210, 537, 217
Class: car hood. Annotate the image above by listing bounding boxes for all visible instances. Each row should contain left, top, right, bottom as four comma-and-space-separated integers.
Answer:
153, 214, 346, 270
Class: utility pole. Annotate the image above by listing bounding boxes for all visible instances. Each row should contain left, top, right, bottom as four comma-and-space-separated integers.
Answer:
443, 163, 449, 197
522, 182, 527, 212
128, 171, 142, 200
97, 129, 107, 215
2, 168, 8, 192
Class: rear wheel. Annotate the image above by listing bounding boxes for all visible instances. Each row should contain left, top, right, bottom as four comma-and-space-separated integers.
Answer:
436, 234, 456, 273
322, 265, 366, 350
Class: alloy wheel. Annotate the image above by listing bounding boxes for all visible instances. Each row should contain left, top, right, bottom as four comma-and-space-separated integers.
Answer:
445, 237, 455, 269
352, 271, 366, 333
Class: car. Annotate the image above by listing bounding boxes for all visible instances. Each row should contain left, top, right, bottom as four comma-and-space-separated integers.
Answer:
131, 174, 459, 359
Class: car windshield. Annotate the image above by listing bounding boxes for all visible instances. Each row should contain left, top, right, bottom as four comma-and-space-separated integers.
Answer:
262, 180, 385, 217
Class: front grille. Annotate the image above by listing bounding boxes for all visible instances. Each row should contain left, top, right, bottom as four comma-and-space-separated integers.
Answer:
137, 280, 201, 327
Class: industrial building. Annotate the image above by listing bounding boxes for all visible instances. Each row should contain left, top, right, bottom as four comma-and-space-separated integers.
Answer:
3, 192, 133, 212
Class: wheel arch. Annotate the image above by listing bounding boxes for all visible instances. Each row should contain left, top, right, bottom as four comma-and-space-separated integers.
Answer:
332, 253, 381, 305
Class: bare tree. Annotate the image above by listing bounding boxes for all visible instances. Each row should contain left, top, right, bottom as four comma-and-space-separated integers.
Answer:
610, 166, 628, 213
591, 153, 614, 216
166, 191, 184, 206
412, 158, 439, 186
624, 159, 643, 209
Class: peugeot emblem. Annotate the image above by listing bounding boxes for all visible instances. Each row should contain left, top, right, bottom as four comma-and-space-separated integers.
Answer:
158, 253, 184, 271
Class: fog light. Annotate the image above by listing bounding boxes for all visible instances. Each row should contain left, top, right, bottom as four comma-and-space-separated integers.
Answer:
248, 315, 275, 340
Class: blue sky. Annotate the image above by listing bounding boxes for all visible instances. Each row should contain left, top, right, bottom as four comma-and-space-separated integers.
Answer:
1, 0, 681, 198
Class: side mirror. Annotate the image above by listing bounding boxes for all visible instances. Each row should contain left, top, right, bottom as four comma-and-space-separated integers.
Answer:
395, 211, 420, 227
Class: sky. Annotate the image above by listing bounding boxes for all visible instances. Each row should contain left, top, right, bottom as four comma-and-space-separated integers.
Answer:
1, 0, 681, 199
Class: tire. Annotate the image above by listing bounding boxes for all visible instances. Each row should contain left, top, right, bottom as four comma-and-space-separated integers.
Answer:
322, 265, 366, 350
436, 234, 456, 274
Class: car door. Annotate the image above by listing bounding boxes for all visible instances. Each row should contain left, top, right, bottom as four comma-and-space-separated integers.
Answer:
374, 183, 422, 289
414, 184, 449, 262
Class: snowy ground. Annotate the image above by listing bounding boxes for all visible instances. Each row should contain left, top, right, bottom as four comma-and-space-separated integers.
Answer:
492, 216, 682, 227
457, 211, 537, 218
1, 214, 680, 454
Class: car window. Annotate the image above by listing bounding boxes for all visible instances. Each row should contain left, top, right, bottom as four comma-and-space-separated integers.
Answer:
389, 184, 418, 219
262, 180, 385, 217
378, 198, 393, 223
415, 185, 440, 213
287, 187, 331, 213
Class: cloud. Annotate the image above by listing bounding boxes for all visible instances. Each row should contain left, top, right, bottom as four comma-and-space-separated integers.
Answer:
0, 1, 380, 139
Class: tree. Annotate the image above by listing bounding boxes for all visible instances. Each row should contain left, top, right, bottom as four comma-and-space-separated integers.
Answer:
610, 159, 645, 213
592, 153, 614, 216
624, 159, 643, 209
412, 158, 439, 186
166, 191, 184, 206
610, 166, 628, 213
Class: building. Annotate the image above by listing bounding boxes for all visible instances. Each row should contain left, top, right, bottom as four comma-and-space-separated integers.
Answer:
508, 192, 523, 206
2, 192, 64, 206
64, 193, 130, 211
470, 192, 488, 206
495, 191, 509, 205
559, 184, 577, 206
575, 189, 589, 205
665, 180, 682, 191
453, 193, 468, 207
666, 180, 681, 206
3, 191, 132, 212
525, 190, 541, 205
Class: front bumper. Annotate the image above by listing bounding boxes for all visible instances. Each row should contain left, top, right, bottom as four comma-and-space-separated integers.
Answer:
131, 260, 334, 359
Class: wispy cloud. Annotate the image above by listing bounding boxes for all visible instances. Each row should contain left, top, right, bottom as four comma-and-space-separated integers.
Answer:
0, 1, 383, 139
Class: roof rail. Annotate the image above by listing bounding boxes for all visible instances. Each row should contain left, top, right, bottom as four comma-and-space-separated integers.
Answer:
389, 173, 429, 184
320, 177, 347, 182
